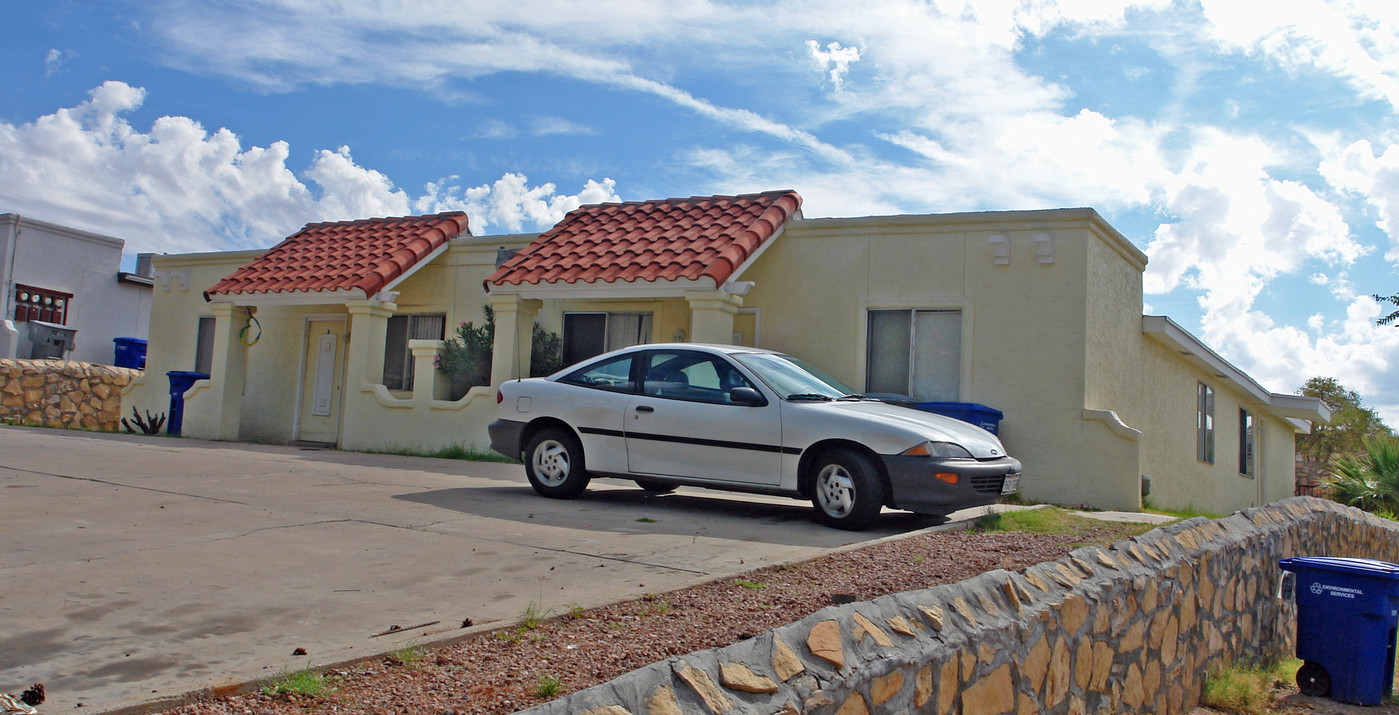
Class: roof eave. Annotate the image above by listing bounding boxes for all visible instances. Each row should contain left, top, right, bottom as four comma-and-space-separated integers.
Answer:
1142, 315, 1331, 424
207, 287, 367, 306
486, 276, 717, 300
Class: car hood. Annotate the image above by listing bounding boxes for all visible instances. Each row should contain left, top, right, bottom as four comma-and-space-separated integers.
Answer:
816, 400, 1008, 458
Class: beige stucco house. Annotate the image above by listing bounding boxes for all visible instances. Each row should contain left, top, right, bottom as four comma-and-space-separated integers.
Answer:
122, 192, 1328, 514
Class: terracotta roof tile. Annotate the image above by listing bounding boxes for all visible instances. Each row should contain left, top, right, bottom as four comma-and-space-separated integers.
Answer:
204, 212, 470, 301
486, 190, 801, 291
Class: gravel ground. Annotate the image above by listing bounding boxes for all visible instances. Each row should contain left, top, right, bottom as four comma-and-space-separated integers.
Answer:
155, 518, 1151, 715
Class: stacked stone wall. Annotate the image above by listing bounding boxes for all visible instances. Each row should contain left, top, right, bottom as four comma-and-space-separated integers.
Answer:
0, 358, 140, 431
522, 498, 1399, 715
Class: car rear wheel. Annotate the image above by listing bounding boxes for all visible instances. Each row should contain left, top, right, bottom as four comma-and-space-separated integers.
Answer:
634, 478, 676, 494
811, 448, 884, 530
524, 427, 590, 499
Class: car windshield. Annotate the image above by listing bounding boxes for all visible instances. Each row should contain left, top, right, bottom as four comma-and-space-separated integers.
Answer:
731, 352, 856, 401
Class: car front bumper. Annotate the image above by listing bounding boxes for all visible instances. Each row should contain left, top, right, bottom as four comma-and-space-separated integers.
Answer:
488, 418, 527, 461
880, 454, 1022, 516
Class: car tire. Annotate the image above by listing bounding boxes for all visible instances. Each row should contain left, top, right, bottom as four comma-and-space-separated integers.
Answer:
524, 427, 590, 499
634, 478, 676, 494
810, 448, 884, 530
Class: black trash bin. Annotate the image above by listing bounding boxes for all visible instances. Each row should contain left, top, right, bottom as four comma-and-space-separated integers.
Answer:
1279, 556, 1399, 705
166, 371, 209, 436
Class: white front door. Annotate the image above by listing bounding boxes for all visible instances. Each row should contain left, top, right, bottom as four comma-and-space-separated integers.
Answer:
298, 320, 345, 444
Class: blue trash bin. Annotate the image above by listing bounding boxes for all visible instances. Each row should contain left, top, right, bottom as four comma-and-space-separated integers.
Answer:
113, 337, 147, 369
166, 371, 209, 436
910, 401, 1004, 435
1279, 556, 1399, 705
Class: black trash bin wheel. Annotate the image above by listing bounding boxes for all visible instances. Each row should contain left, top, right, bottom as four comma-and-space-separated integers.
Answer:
1297, 660, 1331, 697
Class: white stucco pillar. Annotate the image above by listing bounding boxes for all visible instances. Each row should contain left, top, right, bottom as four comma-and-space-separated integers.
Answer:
340, 299, 396, 449
409, 339, 447, 402
685, 290, 744, 345
204, 302, 253, 441
488, 294, 541, 388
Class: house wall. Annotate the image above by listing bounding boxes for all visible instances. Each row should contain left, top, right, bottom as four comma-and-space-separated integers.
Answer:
123, 250, 265, 433
742, 210, 1143, 510
0, 214, 152, 365
1137, 336, 1300, 512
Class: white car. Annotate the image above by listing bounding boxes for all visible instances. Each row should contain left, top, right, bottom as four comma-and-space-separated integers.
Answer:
488, 344, 1021, 529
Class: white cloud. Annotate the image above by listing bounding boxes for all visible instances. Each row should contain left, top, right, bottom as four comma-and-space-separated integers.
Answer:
806, 40, 861, 90
0, 82, 620, 252
530, 116, 593, 136
415, 173, 619, 233
1318, 138, 1399, 259
1198, 0, 1399, 109
44, 48, 70, 78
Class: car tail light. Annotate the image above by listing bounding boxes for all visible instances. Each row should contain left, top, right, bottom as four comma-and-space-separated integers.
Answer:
496, 389, 503, 404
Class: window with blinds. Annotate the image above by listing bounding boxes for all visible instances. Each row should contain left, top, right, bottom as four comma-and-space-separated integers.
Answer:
866, 309, 962, 401
383, 313, 446, 390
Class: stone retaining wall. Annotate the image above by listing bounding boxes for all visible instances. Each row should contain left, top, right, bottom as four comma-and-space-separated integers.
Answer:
0, 358, 140, 431
521, 497, 1398, 715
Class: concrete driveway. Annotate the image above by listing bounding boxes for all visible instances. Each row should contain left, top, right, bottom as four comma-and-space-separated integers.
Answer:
0, 426, 947, 712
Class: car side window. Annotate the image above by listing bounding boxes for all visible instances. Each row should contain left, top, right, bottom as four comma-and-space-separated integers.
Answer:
559, 354, 635, 393
642, 351, 756, 404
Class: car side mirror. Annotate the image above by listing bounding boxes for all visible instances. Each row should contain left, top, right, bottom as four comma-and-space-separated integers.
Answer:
729, 386, 767, 406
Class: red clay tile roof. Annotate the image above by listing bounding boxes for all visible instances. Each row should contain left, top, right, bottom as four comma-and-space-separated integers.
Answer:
486, 190, 802, 291
205, 212, 470, 301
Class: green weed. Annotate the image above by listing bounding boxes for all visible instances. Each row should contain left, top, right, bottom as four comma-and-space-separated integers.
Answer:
1200, 658, 1299, 715
734, 579, 766, 590
261, 665, 332, 698
362, 442, 520, 463
535, 674, 564, 698
388, 643, 423, 668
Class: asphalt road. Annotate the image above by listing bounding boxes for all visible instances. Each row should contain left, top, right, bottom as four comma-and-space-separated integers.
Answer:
0, 426, 949, 712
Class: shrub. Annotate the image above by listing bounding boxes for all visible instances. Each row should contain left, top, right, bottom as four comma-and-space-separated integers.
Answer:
436, 306, 562, 398
1329, 436, 1399, 514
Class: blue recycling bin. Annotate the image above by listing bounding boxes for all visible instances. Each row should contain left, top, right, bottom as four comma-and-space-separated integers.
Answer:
1279, 556, 1399, 705
910, 401, 1004, 435
113, 337, 147, 369
166, 371, 209, 436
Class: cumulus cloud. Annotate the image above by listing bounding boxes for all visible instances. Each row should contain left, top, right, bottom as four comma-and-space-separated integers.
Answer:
0, 82, 620, 252
806, 40, 861, 90
415, 174, 619, 233
1319, 138, 1399, 259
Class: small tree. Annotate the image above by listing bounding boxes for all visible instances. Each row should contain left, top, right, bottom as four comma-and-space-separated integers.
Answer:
530, 323, 562, 377
436, 306, 563, 398
1295, 377, 1391, 464
1329, 436, 1399, 516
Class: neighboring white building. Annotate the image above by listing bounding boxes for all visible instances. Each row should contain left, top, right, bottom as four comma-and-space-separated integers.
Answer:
1, 213, 154, 365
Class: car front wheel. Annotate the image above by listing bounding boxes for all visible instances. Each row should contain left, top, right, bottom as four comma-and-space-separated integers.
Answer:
524, 427, 590, 499
811, 448, 885, 530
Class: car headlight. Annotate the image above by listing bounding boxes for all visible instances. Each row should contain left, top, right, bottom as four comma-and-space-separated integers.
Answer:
900, 441, 973, 459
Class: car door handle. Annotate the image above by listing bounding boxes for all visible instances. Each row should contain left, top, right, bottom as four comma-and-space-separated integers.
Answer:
635, 405, 654, 413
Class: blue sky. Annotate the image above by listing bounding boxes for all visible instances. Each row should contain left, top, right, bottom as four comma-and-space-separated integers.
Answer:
4, 1, 1399, 420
